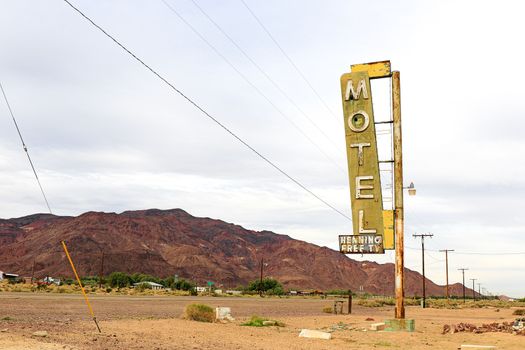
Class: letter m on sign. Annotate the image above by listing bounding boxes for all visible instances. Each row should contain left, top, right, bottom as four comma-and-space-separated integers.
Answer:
345, 79, 368, 101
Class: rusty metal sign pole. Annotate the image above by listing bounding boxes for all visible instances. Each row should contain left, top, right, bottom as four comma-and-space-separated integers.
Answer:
392, 71, 405, 319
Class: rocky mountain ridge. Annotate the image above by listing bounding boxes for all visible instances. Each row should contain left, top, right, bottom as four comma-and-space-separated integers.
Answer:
0, 209, 475, 296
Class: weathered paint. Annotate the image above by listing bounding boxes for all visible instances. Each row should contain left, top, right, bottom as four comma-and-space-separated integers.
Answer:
350, 60, 391, 78
339, 234, 383, 254
340, 71, 384, 247
392, 71, 405, 319
383, 210, 394, 249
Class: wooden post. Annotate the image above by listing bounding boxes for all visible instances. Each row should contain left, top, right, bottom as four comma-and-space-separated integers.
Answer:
30, 259, 35, 284
348, 291, 352, 314
439, 249, 454, 299
392, 71, 405, 319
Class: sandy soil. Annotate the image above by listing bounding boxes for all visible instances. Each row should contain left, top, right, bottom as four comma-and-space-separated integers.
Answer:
0, 293, 522, 349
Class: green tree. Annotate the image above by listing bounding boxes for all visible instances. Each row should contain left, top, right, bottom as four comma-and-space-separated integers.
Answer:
247, 278, 284, 295
109, 272, 130, 288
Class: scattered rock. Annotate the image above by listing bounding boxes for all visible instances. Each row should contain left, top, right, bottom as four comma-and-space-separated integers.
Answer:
0, 328, 7, 332
262, 320, 276, 326
32, 330, 48, 337
365, 318, 375, 321
443, 321, 525, 336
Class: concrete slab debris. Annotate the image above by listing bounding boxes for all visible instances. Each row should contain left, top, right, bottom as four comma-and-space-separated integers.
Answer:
215, 307, 234, 322
298, 329, 332, 340
370, 322, 386, 331
384, 319, 415, 332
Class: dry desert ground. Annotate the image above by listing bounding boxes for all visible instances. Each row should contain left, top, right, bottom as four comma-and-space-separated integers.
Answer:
0, 293, 523, 349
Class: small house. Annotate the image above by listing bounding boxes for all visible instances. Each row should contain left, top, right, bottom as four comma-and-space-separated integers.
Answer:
133, 281, 164, 290
0, 271, 19, 281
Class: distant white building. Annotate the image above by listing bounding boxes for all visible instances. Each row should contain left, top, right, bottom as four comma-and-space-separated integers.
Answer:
225, 290, 242, 295
195, 286, 207, 293
133, 281, 164, 290
0, 271, 19, 281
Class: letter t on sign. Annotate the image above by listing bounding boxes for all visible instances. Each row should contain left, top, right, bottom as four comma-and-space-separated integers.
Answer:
350, 143, 370, 166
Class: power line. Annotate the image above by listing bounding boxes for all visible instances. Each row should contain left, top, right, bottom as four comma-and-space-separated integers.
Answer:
160, 0, 346, 174
406, 245, 525, 256
187, 0, 343, 153
239, 0, 340, 123
61, 0, 352, 222
0, 81, 53, 214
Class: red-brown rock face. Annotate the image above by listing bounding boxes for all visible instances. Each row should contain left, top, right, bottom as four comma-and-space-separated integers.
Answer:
0, 209, 475, 296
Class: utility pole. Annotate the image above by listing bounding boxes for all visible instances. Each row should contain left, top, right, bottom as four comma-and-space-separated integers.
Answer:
413, 233, 433, 308
470, 278, 477, 301
477, 283, 482, 299
393, 70, 405, 320
30, 259, 35, 284
259, 257, 264, 297
98, 251, 105, 289
458, 268, 468, 303
439, 249, 454, 299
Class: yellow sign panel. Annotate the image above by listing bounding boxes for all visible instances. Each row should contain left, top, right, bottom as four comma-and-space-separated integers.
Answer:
383, 210, 394, 250
340, 71, 384, 250
350, 60, 391, 79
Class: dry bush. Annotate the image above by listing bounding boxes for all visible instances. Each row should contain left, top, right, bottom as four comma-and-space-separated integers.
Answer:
513, 309, 525, 315
322, 306, 333, 313
184, 303, 215, 323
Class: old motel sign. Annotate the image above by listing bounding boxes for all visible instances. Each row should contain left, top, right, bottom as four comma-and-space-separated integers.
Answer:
339, 63, 385, 254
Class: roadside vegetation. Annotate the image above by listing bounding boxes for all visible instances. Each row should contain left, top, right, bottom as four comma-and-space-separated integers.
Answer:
1, 278, 524, 310
241, 315, 285, 327
183, 303, 215, 322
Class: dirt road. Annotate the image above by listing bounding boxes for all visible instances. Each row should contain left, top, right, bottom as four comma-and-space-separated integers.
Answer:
0, 293, 522, 349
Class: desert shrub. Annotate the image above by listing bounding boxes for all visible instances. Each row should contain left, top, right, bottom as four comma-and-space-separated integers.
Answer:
130, 273, 161, 284
513, 309, 525, 315
241, 315, 284, 327
326, 289, 353, 296
108, 272, 130, 288
404, 298, 420, 306
357, 297, 395, 307
105, 287, 112, 293
322, 306, 333, 313
246, 278, 284, 295
135, 283, 151, 292
184, 304, 214, 323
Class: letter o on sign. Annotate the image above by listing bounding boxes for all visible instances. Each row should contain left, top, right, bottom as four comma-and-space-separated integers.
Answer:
348, 110, 370, 133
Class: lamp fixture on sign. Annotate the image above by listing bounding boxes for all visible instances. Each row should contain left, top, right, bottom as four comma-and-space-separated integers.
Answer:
404, 182, 416, 196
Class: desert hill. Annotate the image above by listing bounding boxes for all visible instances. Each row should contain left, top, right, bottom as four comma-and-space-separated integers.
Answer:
0, 208, 476, 296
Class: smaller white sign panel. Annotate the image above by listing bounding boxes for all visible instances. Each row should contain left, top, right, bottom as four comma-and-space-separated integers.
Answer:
339, 234, 384, 254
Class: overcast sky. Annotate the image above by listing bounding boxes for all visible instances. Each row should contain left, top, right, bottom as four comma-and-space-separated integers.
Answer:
1, 0, 524, 297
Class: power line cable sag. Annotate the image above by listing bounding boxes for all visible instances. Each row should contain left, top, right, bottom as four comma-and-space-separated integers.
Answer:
186, 0, 344, 154
160, 0, 346, 175
0, 81, 53, 214
61, 0, 352, 222
239, 0, 340, 124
